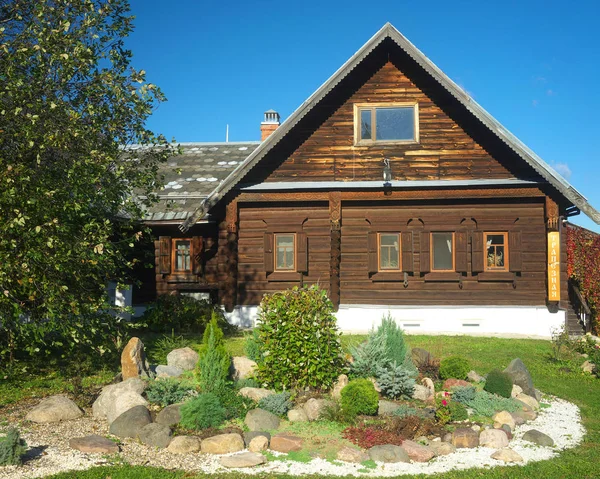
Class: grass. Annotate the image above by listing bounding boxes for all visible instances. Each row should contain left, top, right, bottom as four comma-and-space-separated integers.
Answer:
4, 334, 600, 478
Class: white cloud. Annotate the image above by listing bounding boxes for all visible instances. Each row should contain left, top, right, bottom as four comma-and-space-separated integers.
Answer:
552, 162, 572, 179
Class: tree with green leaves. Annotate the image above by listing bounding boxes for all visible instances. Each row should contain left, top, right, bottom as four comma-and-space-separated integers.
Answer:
0, 0, 177, 368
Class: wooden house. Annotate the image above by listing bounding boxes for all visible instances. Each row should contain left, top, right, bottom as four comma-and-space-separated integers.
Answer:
140, 24, 600, 337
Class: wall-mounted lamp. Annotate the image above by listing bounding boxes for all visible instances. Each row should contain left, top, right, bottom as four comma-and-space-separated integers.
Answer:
383, 158, 392, 186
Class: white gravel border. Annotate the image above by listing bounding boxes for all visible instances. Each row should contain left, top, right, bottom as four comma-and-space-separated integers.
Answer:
0, 394, 585, 478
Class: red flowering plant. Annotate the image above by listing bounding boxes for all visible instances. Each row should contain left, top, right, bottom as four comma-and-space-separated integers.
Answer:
342, 425, 404, 449
435, 392, 452, 425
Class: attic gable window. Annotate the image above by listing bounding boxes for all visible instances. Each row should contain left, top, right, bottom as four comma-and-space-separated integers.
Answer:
355, 103, 419, 145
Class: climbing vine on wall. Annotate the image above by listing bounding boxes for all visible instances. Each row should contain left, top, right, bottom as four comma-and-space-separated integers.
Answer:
567, 225, 600, 333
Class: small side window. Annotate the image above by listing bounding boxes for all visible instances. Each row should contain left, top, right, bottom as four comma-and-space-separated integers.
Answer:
275, 234, 296, 271
485, 232, 508, 271
431, 232, 455, 272
172, 239, 192, 272
378, 233, 400, 270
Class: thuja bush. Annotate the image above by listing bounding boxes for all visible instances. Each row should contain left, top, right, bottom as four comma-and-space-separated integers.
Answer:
0, 428, 27, 466
340, 378, 379, 418
258, 391, 293, 416
179, 393, 225, 430
145, 378, 197, 407
439, 356, 471, 380
195, 315, 230, 394
255, 285, 345, 390
484, 369, 513, 398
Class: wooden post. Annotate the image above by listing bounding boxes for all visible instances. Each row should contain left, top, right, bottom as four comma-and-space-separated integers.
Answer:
329, 192, 341, 312
223, 199, 238, 312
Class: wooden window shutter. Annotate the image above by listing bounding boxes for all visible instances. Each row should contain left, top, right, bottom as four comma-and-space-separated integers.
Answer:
367, 232, 378, 273
401, 231, 414, 273
509, 231, 522, 272
471, 231, 484, 273
158, 236, 171, 274
455, 231, 468, 273
297, 232, 308, 272
420, 231, 430, 273
264, 232, 274, 274
192, 236, 204, 274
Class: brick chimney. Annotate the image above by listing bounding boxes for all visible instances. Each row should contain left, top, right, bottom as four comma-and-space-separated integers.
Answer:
260, 109, 280, 141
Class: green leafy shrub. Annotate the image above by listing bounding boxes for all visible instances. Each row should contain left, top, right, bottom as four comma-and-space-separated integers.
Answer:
465, 391, 521, 417
0, 428, 27, 466
255, 285, 345, 390
375, 363, 415, 399
340, 378, 379, 418
147, 331, 194, 364
145, 378, 196, 407
258, 391, 293, 416
218, 386, 256, 420
391, 404, 421, 418
439, 356, 471, 380
451, 386, 477, 404
196, 315, 230, 394
484, 369, 513, 398
449, 401, 468, 421
141, 294, 229, 334
179, 393, 225, 430
245, 328, 263, 364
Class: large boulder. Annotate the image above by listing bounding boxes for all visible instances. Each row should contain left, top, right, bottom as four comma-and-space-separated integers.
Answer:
231, 356, 257, 380
155, 365, 183, 378
106, 391, 148, 425
92, 377, 147, 422
220, 452, 266, 468
492, 411, 516, 431
412, 384, 433, 402
452, 428, 479, 448
400, 440, 435, 462
245, 408, 280, 431
201, 433, 245, 454
522, 429, 554, 447
479, 429, 509, 449
137, 423, 172, 448
108, 405, 152, 438
287, 408, 309, 422
270, 434, 303, 453
238, 387, 275, 402
248, 436, 269, 452
467, 370, 485, 383
26, 395, 83, 423
167, 436, 201, 454
443, 379, 470, 390
503, 358, 535, 398
337, 445, 369, 463
491, 448, 524, 463
378, 400, 401, 416
155, 403, 182, 427
69, 435, 119, 454
368, 445, 410, 463
167, 347, 199, 371
516, 393, 539, 410
302, 398, 332, 421
121, 337, 151, 380
331, 374, 349, 400
429, 441, 456, 456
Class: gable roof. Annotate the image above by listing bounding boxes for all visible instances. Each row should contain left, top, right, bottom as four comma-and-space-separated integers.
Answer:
144, 142, 259, 222
180, 23, 600, 231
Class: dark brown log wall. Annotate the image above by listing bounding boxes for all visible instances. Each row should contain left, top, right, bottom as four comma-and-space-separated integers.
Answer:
266, 61, 514, 182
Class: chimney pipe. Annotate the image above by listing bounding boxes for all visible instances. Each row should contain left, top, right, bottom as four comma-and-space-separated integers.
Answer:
260, 109, 280, 141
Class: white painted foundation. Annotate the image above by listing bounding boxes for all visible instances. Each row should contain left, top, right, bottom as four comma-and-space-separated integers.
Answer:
224, 304, 565, 339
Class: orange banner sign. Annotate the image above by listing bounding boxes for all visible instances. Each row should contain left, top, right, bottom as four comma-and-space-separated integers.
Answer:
547, 231, 560, 301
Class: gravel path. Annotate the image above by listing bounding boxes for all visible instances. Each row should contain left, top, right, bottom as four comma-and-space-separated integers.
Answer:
0, 394, 585, 478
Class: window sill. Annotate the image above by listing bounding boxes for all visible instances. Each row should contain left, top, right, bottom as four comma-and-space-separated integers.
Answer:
267, 271, 303, 282
370, 271, 405, 282
477, 272, 514, 282
354, 139, 418, 147
423, 272, 461, 282
165, 273, 198, 283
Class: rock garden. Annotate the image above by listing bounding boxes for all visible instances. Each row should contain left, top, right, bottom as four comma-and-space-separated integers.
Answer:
0, 286, 590, 478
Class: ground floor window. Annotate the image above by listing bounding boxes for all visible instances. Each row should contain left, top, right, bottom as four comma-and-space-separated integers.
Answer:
379, 233, 400, 270
275, 234, 296, 271
485, 232, 508, 271
431, 232, 454, 271
172, 239, 192, 272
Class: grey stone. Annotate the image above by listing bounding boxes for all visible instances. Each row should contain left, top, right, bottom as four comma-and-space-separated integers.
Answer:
219, 452, 266, 468
167, 436, 201, 454
92, 377, 147, 422
155, 365, 183, 378
106, 391, 148, 425
201, 433, 244, 454
412, 384, 433, 401
243, 431, 271, 447
238, 387, 275, 402
109, 405, 152, 438
287, 408, 309, 422
491, 448, 524, 463
26, 395, 83, 423
245, 408, 280, 431
400, 439, 435, 462
331, 374, 349, 400
302, 398, 333, 421
69, 435, 119, 454
503, 358, 535, 397
368, 444, 410, 463
467, 370, 485, 383
510, 412, 526, 426
167, 347, 199, 371
378, 400, 400, 415
511, 384, 523, 397
522, 429, 554, 447
155, 403, 182, 427
429, 441, 456, 456
137, 423, 172, 448
516, 393, 539, 410
231, 356, 257, 381
337, 445, 369, 463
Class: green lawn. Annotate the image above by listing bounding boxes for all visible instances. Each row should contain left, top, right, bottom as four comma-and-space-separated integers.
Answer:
3, 335, 600, 478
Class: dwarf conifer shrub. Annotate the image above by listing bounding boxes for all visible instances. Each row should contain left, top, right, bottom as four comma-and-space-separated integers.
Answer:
449, 401, 469, 421
196, 315, 230, 394
465, 391, 520, 417
255, 285, 345, 390
179, 393, 225, 430
484, 369, 513, 398
377, 314, 418, 376
375, 363, 415, 399
145, 378, 196, 407
451, 386, 477, 404
439, 356, 471, 380
0, 428, 27, 466
245, 327, 263, 364
258, 391, 293, 416
349, 331, 389, 379
340, 378, 379, 418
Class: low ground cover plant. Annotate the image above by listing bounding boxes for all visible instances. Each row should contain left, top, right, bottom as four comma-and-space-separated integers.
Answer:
258, 391, 293, 416
463, 390, 521, 416
342, 424, 404, 449
145, 378, 197, 407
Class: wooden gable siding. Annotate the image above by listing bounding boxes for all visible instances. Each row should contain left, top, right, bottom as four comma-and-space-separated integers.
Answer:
340, 201, 547, 306
265, 61, 513, 183
236, 205, 330, 305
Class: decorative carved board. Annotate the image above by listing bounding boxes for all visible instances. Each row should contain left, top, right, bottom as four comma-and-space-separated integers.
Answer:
547, 231, 560, 301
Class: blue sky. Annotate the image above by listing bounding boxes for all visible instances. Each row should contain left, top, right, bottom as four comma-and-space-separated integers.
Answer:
127, 0, 600, 232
